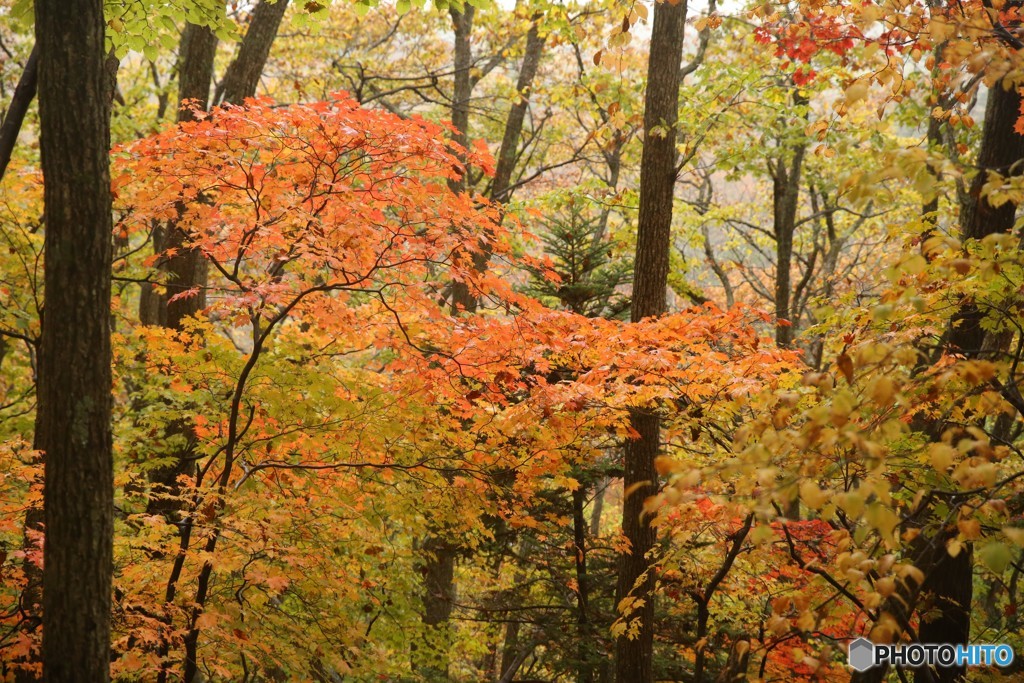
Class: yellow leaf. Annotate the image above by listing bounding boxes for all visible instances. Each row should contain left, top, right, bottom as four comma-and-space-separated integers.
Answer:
869, 376, 895, 405
1003, 527, 1024, 546
799, 480, 828, 510
875, 576, 896, 597
845, 80, 870, 105
929, 443, 955, 471
957, 518, 981, 540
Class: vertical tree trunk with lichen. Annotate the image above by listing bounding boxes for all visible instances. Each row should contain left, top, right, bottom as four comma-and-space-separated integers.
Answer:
34, 0, 114, 677
615, 1, 687, 681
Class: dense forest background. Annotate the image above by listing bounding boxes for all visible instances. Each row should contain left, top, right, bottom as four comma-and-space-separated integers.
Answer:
2, 0, 1024, 680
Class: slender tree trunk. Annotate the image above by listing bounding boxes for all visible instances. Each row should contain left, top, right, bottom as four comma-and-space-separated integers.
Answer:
215, 0, 291, 106
34, 0, 114, 678
498, 619, 523, 682
145, 16, 219, 324
692, 515, 753, 683
447, 5, 478, 315
411, 11, 476, 678
573, 486, 595, 683
422, 16, 551, 676
589, 478, 607, 537
178, 22, 219, 119
448, 6, 474, 194
0, 44, 39, 184
771, 144, 806, 349
490, 13, 546, 204
921, 0, 954, 248
142, 0, 282, 324
615, 4, 687, 681
960, 82, 1024, 241
713, 638, 751, 683
451, 7, 546, 309
771, 90, 808, 349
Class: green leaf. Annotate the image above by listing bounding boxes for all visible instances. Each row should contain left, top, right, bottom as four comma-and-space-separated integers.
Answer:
978, 542, 1012, 574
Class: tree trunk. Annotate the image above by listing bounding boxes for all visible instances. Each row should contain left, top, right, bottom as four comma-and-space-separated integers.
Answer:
0, 44, 39, 184
921, 76, 1024, 683
851, 73, 1024, 683
615, 1, 687, 681
414, 533, 457, 681
159, 17, 219, 325
589, 478, 607, 537
573, 486, 595, 683
178, 21, 219, 119
771, 90, 808, 349
448, 5, 474, 195
215, 0, 291, 106
150, 8, 289, 678
959, 83, 1024, 243
142, 16, 221, 513
35, 0, 114, 678
140, 20, 220, 505
714, 638, 751, 683
490, 13, 546, 204
912, 76, 1024, 683
770, 94, 807, 520
447, 5, 478, 313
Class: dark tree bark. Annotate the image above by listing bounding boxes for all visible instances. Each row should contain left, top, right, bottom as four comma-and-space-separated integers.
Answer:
139, 19, 220, 326
34, 0, 114, 678
914, 77, 1024, 683
714, 638, 752, 683
573, 486, 595, 683
161, 18, 218, 325
446, 6, 479, 315
0, 44, 38, 184
692, 515, 753, 683
416, 533, 457, 681
215, 0, 291, 106
768, 91, 808, 520
769, 93, 808, 349
625, 0, 686, 323
498, 619, 523, 682
912, 536, 973, 683
960, 82, 1024, 239
615, 4, 687, 682
451, 9, 547, 317
140, 18, 221, 523
850, 75, 1024, 683
178, 22, 219, 118
156, 8, 293, 678
490, 13, 546, 205
142, 0, 285, 327
448, 6, 475, 195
